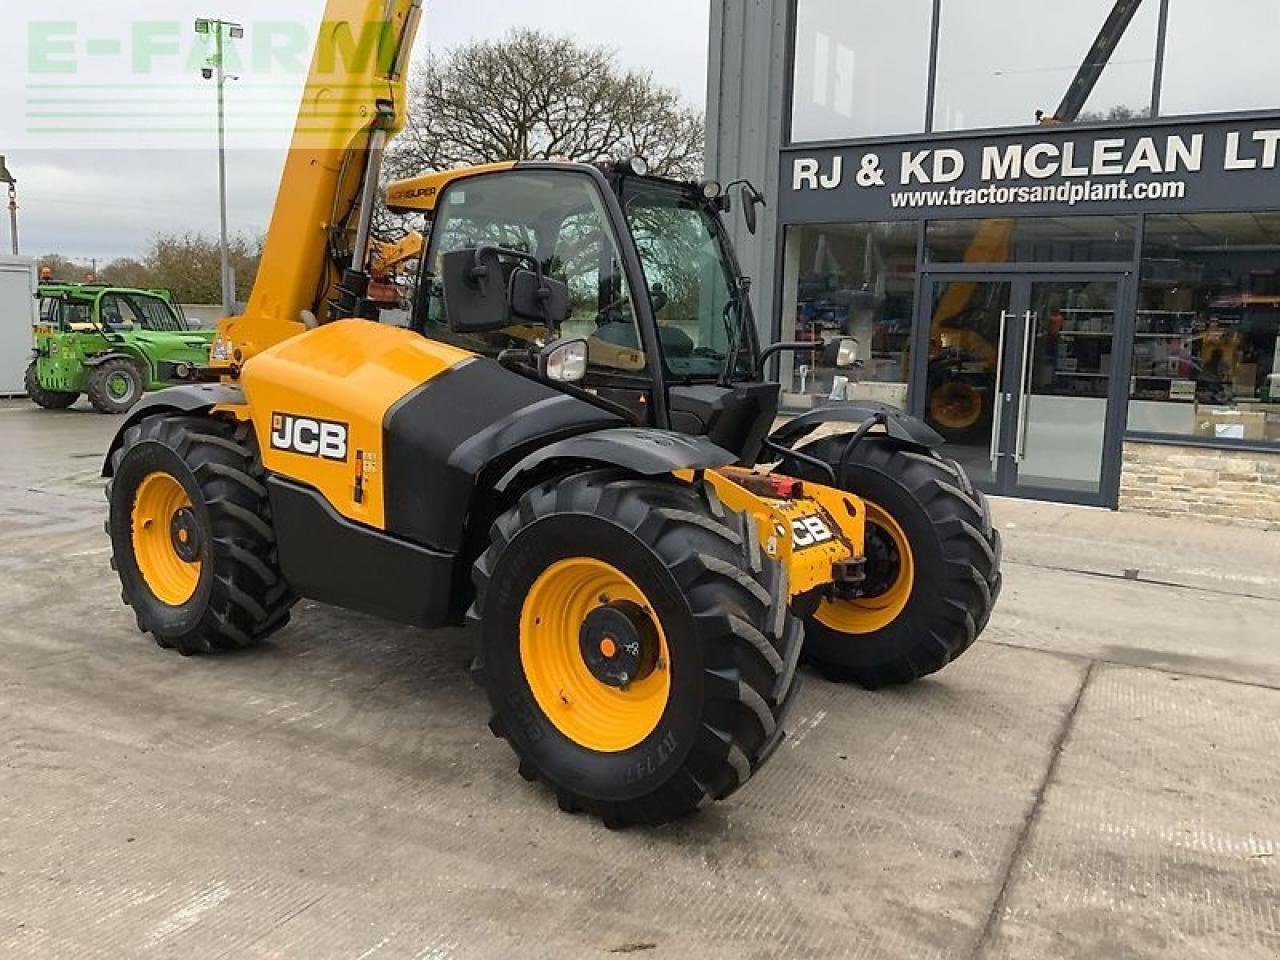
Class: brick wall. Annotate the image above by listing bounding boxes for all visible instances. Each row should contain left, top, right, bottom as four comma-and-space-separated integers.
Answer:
1120, 441, 1280, 530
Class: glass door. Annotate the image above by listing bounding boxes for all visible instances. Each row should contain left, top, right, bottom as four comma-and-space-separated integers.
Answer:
921, 274, 1125, 503
1011, 279, 1121, 498
921, 278, 1014, 488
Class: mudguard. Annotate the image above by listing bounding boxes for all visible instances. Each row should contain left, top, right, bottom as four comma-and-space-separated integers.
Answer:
496, 428, 738, 493
102, 383, 245, 477
770, 402, 944, 451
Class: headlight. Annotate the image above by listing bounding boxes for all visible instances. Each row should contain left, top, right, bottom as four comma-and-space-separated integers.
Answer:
210, 336, 232, 362
540, 339, 589, 384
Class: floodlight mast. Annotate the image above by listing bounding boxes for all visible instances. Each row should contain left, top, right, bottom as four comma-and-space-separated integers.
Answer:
196, 18, 244, 316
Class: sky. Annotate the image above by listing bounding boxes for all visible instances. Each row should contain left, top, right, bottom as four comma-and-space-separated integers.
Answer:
0, 1, 711, 262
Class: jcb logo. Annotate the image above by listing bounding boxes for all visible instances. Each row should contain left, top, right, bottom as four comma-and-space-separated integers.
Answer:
270, 414, 349, 462
792, 515, 835, 549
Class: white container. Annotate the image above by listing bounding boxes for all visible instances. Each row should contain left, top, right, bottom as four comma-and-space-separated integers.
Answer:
0, 257, 38, 396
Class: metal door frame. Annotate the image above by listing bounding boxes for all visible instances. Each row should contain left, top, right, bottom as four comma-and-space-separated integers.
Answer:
912, 269, 1134, 507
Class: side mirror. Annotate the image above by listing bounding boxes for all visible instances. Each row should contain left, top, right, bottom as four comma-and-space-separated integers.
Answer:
441, 248, 509, 334
538, 338, 589, 384
733, 181, 766, 236
509, 268, 570, 326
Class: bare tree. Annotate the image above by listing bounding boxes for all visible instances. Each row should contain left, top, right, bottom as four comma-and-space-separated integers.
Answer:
40, 234, 264, 303
387, 29, 705, 184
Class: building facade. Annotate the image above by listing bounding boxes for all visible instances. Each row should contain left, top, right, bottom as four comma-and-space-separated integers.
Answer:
707, 0, 1280, 524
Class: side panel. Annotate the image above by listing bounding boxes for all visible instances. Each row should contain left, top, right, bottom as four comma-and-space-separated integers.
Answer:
268, 477, 453, 628
240, 319, 475, 530
384, 360, 623, 551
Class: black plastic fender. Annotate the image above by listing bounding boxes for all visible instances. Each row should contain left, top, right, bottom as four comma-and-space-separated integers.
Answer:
102, 383, 245, 477
770, 402, 944, 452
496, 428, 738, 494
83, 350, 143, 368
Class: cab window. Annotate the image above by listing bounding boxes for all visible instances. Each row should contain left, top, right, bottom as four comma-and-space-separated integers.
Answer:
99, 295, 141, 331
126, 294, 184, 332
419, 170, 648, 377
60, 300, 94, 328
622, 179, 751, 381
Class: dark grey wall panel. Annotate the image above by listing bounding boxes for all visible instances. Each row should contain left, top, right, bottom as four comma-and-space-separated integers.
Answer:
706, 0, 792, 338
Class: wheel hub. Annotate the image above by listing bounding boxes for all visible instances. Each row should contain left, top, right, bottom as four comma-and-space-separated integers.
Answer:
579, 600, 659, 689
862, 522, 902, 598
169, 507, 202, 563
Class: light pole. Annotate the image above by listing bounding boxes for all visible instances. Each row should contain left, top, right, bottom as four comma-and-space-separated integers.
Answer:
196, 18, 244, 315
0, 156, 18, 256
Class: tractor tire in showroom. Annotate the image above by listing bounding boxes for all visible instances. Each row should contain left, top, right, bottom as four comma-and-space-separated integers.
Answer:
471, 470, 802, 828
25, 361, 79, 410
88, 357, 146, 415
107, 414, 296, 656
788, 435, 1001, 689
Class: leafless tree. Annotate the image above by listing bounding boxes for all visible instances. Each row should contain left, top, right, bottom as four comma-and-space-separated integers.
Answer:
386, 29, 705, 184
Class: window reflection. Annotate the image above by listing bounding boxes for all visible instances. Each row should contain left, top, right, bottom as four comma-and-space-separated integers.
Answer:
933, 0, 1159, 131
926, 216, 1137, 264
1130, 213, 1280, 444
780, 223, 918, 411
791, 0, 932, 142
1160, 0, 1280, 117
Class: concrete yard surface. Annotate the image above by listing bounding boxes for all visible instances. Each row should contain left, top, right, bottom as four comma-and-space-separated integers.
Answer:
0, 399, 1276, 959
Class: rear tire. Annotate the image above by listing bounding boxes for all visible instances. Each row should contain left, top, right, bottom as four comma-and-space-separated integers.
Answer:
107, 414, 296, 655
787, 436, 1001, 688
471, 470, 802, 828
88, 357, 145, 415
25, 361, 79, 409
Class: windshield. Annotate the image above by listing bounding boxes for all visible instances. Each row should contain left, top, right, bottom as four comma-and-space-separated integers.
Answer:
621, 179, 753, 381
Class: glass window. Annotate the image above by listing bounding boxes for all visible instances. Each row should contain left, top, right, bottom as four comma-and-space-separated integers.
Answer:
1129, 213, 1280, 445
1160, 0, 1280, 117
126, 294, 183, 332
926, 216, 1137, 264
99, 294, 141, 331
621, 179, 752, 381
933, 0, 1159, 132
421, 170, 647, 376
780, 222, 919, 411
60, 300, 94, 328
791, 0, 932, 142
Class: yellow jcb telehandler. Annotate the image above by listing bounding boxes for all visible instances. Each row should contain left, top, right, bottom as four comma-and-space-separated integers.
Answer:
104, 0, 999, 827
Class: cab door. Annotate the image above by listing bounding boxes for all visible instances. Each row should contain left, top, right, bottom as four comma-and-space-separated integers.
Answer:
413, 167, 661, 422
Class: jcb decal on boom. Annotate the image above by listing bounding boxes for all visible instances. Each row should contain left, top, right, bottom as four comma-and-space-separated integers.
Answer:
791, 514, 835, 549
270, 414, 350, 462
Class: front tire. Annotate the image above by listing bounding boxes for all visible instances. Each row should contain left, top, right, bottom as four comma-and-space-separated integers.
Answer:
788, 436, 1001, 688
25, 361, 79, 409
107, 415, 296, 655
471, 471, 802, 828
88, 357, 145, 414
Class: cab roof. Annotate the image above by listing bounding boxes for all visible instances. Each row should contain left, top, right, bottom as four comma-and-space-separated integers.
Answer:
385, 159, 625, 214
38, 283, 176, 301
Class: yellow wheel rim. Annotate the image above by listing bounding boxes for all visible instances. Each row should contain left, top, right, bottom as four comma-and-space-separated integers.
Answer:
520, 558, 671, 753
815, 501, 915, 635
930, 382, 983, 430
131, 472, 202, 607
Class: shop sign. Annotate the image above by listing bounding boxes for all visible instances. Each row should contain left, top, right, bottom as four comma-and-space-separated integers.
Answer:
780, 116, 1280, 222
